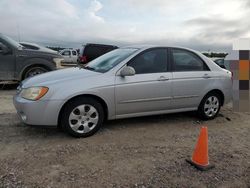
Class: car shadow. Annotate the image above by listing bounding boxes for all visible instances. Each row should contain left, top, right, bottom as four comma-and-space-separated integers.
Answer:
0, 83, 19, 90
11, 111, 200, 140
103, 111, 201, 130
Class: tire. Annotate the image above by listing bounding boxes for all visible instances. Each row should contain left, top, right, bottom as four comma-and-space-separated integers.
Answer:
23, 66, 49, 79
61, 97, 104, 138
198, 92, 222, 120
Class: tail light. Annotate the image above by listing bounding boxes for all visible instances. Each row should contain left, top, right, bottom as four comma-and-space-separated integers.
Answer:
231, 72, 233, 83
79, 55, 87, 63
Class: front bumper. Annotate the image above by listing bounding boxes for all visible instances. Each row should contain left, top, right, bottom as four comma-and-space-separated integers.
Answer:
13, 94, 64, 126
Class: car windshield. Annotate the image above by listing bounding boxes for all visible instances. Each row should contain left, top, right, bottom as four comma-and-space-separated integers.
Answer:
84, 48, 138, 73
1, 34, 23, 49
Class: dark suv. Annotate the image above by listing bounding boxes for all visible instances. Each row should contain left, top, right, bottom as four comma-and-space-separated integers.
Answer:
78, 43, 118, 64
0, 34, 63, 81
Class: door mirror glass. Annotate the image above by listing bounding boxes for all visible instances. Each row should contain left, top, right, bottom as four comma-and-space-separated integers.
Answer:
120, 66, 135, 77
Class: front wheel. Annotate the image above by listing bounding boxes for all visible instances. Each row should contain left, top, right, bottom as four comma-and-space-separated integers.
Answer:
61, 97, 104, 137
198, 93, 221, 120
23, 66, 49, 79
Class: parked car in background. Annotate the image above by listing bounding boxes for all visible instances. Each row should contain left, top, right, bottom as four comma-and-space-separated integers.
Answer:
0, 33, 63, 81
14, 45, 232, 137
59, 49, 78, 65
78, 43, 118, 64
213, 58, 226, 69
20, 42, 57, 53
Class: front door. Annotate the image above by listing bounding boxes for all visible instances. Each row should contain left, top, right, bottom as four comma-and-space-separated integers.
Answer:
62, 50, 71, 63
115, 48, 173, 117
0, 42, 15, 80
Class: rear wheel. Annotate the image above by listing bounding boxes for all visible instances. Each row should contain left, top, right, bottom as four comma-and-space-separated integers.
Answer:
23, 66, 48, 79
61, 97, 104, 137
198, 92, 221, 120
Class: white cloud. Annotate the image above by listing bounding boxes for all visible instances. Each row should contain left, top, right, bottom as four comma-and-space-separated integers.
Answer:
0, 0, 249, 51
129, 26, 136, 33
87, 0, 104, 23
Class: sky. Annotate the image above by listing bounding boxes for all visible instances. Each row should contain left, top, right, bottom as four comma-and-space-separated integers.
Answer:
0, 0, 250, 52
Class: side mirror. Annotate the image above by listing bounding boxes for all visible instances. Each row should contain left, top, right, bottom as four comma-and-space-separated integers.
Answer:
120, 66, 135, 77
0, 43, 10, 55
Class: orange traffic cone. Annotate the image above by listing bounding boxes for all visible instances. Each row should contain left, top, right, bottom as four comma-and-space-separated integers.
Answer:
186, 126, 214, 171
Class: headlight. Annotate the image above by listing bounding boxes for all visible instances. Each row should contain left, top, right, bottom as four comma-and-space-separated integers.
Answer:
20, 87, 49, 101
53, 58, 64, 68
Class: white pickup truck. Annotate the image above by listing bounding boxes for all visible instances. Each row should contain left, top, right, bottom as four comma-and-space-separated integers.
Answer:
59, 49, 78, 65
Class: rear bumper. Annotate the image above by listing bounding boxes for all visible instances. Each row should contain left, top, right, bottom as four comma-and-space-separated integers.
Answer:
223, 88, 232, 105
13, 95, 63, 126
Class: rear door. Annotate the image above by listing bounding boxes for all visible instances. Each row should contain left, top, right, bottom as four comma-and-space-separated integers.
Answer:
0, 42, 15, 80
170, 48, 212, 109
71, 50, 78, 63
115, 48, 173, 117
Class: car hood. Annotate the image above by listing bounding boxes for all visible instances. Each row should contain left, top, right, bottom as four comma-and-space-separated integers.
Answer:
19, 48, 62, 58
38, 47, 58, 54
21, 67, 101, 88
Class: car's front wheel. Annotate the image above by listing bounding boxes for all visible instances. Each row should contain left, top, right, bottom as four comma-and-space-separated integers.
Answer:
198, 92, 222, 120
23, 66, 49, 79
61, 97, 104, 137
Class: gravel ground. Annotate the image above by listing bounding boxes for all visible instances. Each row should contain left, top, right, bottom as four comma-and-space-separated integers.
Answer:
0, 85, 249, 188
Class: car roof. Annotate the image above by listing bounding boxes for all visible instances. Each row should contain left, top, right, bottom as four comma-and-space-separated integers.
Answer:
62, 48, 76, 50
84, 43, 118, 48
121, 45, 200, 53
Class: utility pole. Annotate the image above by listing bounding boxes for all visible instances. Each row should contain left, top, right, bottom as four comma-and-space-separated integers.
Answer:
17, 19, 21, 42
17, 24, 21, 42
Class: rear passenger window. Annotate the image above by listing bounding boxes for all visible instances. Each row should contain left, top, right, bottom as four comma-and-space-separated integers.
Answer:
72, 51, 77, 56
128, 49, 168, 74
172, 49, 209, 71
85, 46, 101, 57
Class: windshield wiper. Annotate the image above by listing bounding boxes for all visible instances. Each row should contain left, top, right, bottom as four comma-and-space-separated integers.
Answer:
84, 66, 96, 71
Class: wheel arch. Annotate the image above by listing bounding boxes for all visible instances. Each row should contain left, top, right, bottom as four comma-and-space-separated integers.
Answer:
19, 58, 56, 80
57, 94, 109, 127
202, 89, 225, 106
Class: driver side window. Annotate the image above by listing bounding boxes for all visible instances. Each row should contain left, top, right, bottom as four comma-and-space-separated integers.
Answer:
128, 49, 168, 74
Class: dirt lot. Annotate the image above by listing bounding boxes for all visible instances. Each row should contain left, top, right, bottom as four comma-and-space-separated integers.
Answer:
0, 85, 249, 188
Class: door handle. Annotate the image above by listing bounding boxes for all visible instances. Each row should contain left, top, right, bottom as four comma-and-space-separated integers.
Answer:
157, 76, 169, 81
203, 74, 211, 79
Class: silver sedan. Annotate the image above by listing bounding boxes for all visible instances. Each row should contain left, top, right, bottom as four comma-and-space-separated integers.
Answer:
13, 46, 232, 137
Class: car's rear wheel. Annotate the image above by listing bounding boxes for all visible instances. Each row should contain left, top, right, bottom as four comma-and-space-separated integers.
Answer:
23, 66, 49, 79
61, 97, 104, 137
198, 92, 221, 120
